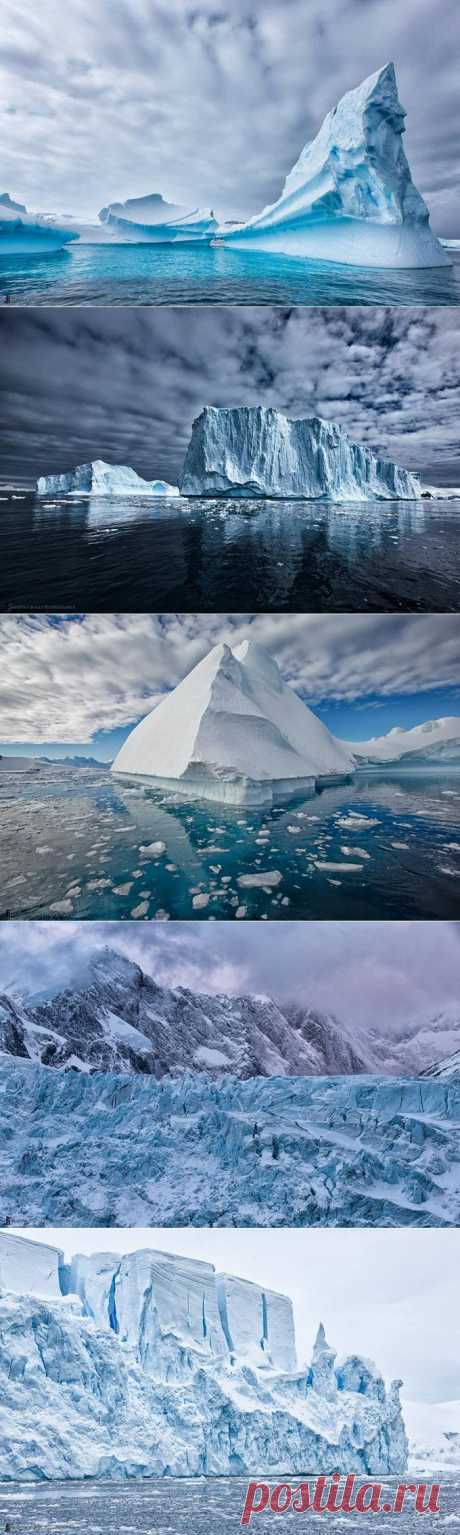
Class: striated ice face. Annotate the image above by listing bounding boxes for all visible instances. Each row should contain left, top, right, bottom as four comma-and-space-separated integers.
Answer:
0, 1232, 408, 1481
222, 64, 450, 268
37, 460, 179, 496
0, 194, 78, 252
98, 192, 218, 243
181, 407, 421, 501
0, 1231, 64, 1301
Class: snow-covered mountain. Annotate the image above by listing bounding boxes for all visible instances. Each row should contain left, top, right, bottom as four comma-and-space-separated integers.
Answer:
347, 716, 460, 765
112, 639, 354, 805
99, 192, 218, 242
407, 1399, 460, 1474
181, 406, 421, 501
222, 64, 450, 268
37, 460, 179, 496
0, 192, 79, 253
420, 1047, 460, 1080
0, 1231, 407, 1480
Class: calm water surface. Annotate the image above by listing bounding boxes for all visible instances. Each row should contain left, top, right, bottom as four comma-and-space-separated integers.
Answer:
0, 242, 459, 305
0, 1476, 456, 1534
1, 765, 459, 921
1, 494, 459, 613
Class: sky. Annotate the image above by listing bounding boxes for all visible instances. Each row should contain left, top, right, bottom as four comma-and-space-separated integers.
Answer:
0, 613, 458, 758
1, 0, 458, 234
6, 1225, 460, 1403
2, 308, 460, 487
1, 920, 460, 1033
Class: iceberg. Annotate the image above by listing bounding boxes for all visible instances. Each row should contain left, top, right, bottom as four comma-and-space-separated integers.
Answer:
0, 192, 79, 254
347, 716, 460, 765
222, 65, 450, 269
99, 192, 218, 242
181, 405, 421, 500
112, 638, 354, 805
0, 1231, 408, 1480
37, 460, 179, 496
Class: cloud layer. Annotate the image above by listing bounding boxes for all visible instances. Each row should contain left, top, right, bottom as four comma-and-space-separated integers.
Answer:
0, 613, 459, 742
1, 308, 460, 486
1, 0, 458, 232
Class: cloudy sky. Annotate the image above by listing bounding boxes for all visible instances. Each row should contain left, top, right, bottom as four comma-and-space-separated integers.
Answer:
7, 1226, 460, 1403
1, 0, 458, 233
2, 308, 460, 487
0, 613, 459, 757
2, 920, 460, 1035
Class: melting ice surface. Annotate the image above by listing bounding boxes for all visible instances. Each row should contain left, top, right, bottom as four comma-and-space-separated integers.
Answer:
0, 763, 459, 920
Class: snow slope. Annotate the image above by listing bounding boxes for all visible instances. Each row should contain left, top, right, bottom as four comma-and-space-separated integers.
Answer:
0, 1060, 459, 1228
222, 65, 450, 268
112, 639, 354, 805
406, 1399, 460, 1474
181, 406, 421, 501
99, 192, 218, 242
0, 193, 79, 253
347, 716, 460, 765
0, 1232, 407, 1480
37, 461, 179, 496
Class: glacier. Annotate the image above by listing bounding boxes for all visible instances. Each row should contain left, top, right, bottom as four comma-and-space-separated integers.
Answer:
99, 192, 218, 242
0, 1230, 407, 1480
221, 65, 450, 269
181, 406, 421, 501
37, 460, 179, 496
0, 1056, 459, 1228
346, 716, 460, 766
0, 192, 79, 254
112, 639, 354, 805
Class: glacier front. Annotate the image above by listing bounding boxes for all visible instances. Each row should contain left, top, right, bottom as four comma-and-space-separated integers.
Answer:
111, 638, 354, 805
37, 460, 179, 497
221, 65, 450, 268
180, 407, 421, 500
0, 1231, 408, 1481
0, 192, 79, 254
99, 192, 218, 242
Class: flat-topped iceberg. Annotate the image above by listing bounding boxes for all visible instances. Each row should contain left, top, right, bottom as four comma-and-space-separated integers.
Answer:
99, 191, 218, 242
348, 715, 460, 765
222, 65, 450, 269
37, 460, 179, 496
112, 638, 354, 805
0, 1231, 407, 1480
0, 192, 79, 254
181, 406, 421, 501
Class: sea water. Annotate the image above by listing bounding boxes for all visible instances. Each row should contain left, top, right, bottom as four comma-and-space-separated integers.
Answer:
1, 493, 459, 613
1, 764, 459, 921
0, 241, 459, 305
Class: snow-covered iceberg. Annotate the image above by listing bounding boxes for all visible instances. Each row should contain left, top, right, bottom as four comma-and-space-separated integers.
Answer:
112, 638, 354, 805
0, 1231, 407, 1480
222, 65, 450, 269
181, 406, 421, 500
37, 460, 179, 497
99, 192, 218, 242
0, 192, 79, 254
347, 716, 460, 765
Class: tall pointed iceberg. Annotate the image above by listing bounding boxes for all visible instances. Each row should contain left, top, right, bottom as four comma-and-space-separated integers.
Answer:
223, 64, 450, 268
112, 638, 354, 805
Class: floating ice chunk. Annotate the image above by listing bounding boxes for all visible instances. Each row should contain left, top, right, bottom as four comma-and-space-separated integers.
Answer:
237, 870, 283, 888
99, 191, 218, 243
139, 841, 166, 857
37, 461, 179, 498
0, 192, 79, 253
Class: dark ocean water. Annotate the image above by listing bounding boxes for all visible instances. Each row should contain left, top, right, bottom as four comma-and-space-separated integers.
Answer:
0, 241, 459, 305
1, 764, 459, 921
1, 493, 459, 613
0, 1475, 455, 1534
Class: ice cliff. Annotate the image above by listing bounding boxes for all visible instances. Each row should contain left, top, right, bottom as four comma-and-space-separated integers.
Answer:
112, 638, 354, 804
37, 460, 179, 496
181, 407, 421, 500
0, 1231, 407, 1480
99, 192, 218, 242
222, 65, 450, 268
347, 716, 460, 765
0, 192, 79, 253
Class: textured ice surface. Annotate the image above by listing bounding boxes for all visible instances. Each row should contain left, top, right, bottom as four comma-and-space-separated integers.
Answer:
181, 407, 421, 501
0, 1231, 63, 1300
1, 1060, 459, 1228
112, 638, 354, 803
348, 716, 460, 764
99, 192, 218, 242
0, 1232, 407, 1480
37, 460, 179, 496
223, 65, 450, 269
0, 192, 78, 253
